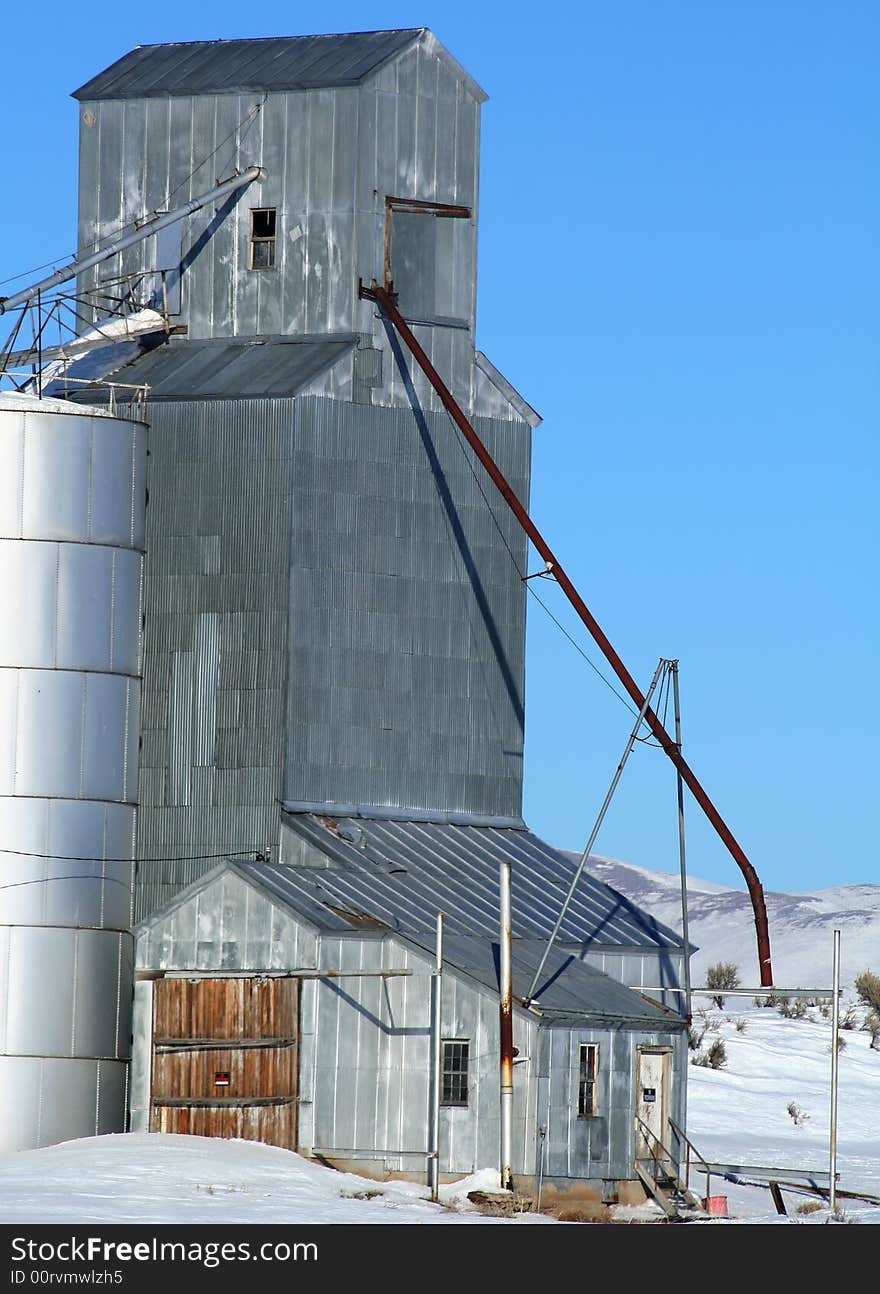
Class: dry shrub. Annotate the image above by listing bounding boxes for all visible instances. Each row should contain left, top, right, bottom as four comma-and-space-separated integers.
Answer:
855, 970, 880, 1012
705, 962, 740, 1009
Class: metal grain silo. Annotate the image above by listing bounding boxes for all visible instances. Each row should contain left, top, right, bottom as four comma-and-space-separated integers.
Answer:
0, 391, 144, 1151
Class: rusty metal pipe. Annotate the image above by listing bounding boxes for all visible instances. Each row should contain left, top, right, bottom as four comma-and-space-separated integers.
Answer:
499, 860, 514, 1192
362, 281, 773, 986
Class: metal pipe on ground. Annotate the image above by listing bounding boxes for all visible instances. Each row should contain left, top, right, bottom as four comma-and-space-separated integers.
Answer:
360, 280, 774, 987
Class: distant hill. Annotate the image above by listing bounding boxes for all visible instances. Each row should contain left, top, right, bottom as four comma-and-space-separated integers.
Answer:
567, 853, 880, 997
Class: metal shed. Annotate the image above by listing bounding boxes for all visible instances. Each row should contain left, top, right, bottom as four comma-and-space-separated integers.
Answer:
131, 822, 688, 1203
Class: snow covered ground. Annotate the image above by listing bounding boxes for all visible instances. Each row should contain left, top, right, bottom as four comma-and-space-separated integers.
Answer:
1, 864, 877, 1227
0, 1136, 540, 1227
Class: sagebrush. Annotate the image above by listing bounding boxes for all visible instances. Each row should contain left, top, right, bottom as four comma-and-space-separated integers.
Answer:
855, 970, 880, 1013
705, 962, 741, 1008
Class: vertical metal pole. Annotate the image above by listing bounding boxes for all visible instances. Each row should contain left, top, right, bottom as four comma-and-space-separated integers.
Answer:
536, 1125, 546, 1212
499, 860, 514, 1192
429, 912, 443, 1202
524, 660, 666, 1005
830, 928, 840, 1213
671, 661, 693, 1021
36, 290, 42, 399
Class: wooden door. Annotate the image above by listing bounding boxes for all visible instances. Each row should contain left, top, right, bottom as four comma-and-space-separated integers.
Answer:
150, 976, 299, 1150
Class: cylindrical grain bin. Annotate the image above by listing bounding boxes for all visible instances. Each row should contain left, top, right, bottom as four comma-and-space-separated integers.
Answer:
0, 391, 145, 1150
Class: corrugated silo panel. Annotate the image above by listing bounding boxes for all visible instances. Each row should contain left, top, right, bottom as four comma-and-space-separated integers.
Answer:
56, 543, 115, 671
37, 1060, 113, 1148
72, 930, 132, 1058
11, 670, 82, 799
20, 414, 91, 540
81, 674, 138, 803
5, 926, 76, 1055
0, 541, 57, 667
0, 413, 23, 535
89, 419, 144, 546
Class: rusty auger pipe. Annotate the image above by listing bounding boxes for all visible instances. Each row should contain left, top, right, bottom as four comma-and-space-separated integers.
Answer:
361, 280, 773, 987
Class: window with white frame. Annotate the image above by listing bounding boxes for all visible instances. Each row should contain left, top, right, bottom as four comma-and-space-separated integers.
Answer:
441, 1039, 470, 1107
577, 1043, 599, 1117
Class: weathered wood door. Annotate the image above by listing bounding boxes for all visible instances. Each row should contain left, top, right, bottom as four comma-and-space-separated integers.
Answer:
150, 976, 299, 1149
635, 1047, 672, 1166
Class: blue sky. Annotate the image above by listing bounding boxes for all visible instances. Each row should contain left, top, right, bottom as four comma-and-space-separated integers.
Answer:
2, 3, 876, 893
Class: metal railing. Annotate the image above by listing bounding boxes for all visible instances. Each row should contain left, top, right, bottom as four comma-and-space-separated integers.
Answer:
669, 1117, 712, 1200
0, 369, 149, 419
634, 1115, 675, 1180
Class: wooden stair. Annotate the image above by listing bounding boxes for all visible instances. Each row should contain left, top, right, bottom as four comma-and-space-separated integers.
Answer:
635, 1161, 707, 1219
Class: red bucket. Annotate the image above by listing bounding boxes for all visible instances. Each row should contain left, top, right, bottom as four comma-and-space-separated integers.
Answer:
702, 1195, 728, 1216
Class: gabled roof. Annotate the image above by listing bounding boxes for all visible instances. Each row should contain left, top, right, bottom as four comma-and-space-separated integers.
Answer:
72, 30, 487, 103
136, 861, 684, 1026
270, 810, 686, 951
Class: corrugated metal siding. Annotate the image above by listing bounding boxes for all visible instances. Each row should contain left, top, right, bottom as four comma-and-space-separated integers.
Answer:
306, 933, 537, 1176
538, 1025, 687, 1182
136, 869, 319, 972
135, 400, 294, 920
583, 948, 686, 1013
286, 398, 528, 819
135, 388, 529, 919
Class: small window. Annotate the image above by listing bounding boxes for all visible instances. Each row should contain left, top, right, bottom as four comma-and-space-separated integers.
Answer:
249, 208, 277, 270
441, 1039, 469, 1107
577, 1043, 599, 1118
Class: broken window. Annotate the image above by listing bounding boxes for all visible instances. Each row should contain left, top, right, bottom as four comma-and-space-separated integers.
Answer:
441, 1039, 470, 1106
385, 197, 471, 326
577, 1043, 599, 1117
249, 208, 277, 270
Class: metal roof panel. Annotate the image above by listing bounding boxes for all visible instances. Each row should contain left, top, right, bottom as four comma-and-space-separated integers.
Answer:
73, 30, 427, 100
266, 812, 685, 950
53, 335, 358, 402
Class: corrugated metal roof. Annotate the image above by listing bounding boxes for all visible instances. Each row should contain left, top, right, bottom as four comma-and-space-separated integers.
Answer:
261, 812, 685, 950
73, 30, 425, 100
410, 932, 681, 1023
55, 334, 357, 402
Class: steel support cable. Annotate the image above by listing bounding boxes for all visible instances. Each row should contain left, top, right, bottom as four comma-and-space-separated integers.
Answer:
524, 660, 666, 1005
361, 282, 773, 985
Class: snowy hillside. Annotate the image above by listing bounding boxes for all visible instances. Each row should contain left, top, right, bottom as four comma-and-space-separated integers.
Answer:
580, 853, 880, 992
